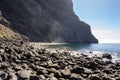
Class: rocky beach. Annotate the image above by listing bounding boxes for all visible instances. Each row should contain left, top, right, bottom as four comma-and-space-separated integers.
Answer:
0, 40, 120, 80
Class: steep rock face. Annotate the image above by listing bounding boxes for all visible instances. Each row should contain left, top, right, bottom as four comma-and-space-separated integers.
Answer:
0, 0, 98, 43
0, 11, 28, 41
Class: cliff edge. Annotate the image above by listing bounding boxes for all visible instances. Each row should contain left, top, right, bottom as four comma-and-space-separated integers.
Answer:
0, 0, 98, 43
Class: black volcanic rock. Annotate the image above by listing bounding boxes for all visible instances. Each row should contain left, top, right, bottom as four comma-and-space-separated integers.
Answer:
0, 0, 98, 43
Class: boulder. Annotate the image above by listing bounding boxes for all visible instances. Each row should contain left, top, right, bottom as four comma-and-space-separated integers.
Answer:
70, 73, 85, 80
51, 52, 60, 60
102, 53, 112, 59
39, 75, 46, 80
83, 68, 93, 74
89, 75, 101, 80
8, 73, 17, 80
60, 69, 71, 78
30, 75, 40, 80
71, 66, 84, 74
17, 70, 32, 79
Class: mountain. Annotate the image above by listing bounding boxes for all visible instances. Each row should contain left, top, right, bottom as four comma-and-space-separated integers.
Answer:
0, 11, 28, 41
0, 0, 98, 43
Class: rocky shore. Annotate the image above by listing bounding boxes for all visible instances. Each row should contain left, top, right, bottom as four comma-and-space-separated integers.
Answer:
0, 41, 120, 80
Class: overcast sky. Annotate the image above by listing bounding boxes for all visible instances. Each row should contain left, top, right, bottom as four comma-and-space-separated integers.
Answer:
73, 0, 120, 43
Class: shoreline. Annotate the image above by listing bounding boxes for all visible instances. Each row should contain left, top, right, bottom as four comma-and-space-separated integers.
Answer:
0, 41, 120, 79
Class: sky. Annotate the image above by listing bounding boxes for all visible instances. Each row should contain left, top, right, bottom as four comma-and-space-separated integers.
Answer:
73, 0, 120, 43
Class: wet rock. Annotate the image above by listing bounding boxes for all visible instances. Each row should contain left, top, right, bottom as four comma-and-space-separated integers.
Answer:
60, 69, 71, 78
17, 70, 32, 79
102, 53, 112, 59
70, 73, 85, 80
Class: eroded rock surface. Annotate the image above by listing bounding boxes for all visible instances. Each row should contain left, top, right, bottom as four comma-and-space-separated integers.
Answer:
0, 0, 98, 43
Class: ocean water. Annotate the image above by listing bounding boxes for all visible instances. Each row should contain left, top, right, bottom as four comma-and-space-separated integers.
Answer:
46, 43, 120, 61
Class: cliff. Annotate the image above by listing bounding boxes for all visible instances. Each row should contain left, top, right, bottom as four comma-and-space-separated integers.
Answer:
0, 11, 28, 41
0, 0, 98, 43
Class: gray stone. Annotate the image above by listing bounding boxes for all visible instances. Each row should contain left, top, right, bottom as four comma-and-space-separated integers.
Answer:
14, 66, 23, 71
48, 68, 58, 74
51, 52, 60, 60
70, 73, 85, 80
0, 71, 8, 79
39, 75, 46, 80
60, 69, 71, 78
8, 73, 17, 80
47, 60, 59, 69
49, 77, 58, 80
17, 70, 32, 79
83, 68, 93, 74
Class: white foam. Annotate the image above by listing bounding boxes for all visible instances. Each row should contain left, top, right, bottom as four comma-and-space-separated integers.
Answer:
72, 50, 120, 62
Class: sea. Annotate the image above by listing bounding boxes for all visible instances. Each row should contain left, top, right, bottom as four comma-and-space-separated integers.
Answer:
45, 43, 120, 62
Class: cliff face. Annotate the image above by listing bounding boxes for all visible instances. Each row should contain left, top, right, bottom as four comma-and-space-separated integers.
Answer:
0, 0, 98, 43
0, 11, 28, 41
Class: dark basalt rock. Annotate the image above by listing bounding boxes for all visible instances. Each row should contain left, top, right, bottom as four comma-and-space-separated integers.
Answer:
102, 53, 112, 59
0, 0, 98, 43
71, 66, 84, 74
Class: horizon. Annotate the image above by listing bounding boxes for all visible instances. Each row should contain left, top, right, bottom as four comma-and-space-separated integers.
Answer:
73, 0, 120, 43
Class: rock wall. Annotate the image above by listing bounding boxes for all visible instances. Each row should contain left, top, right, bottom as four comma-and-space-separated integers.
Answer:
0, 0, 98, 43
0, 10, 28, 41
